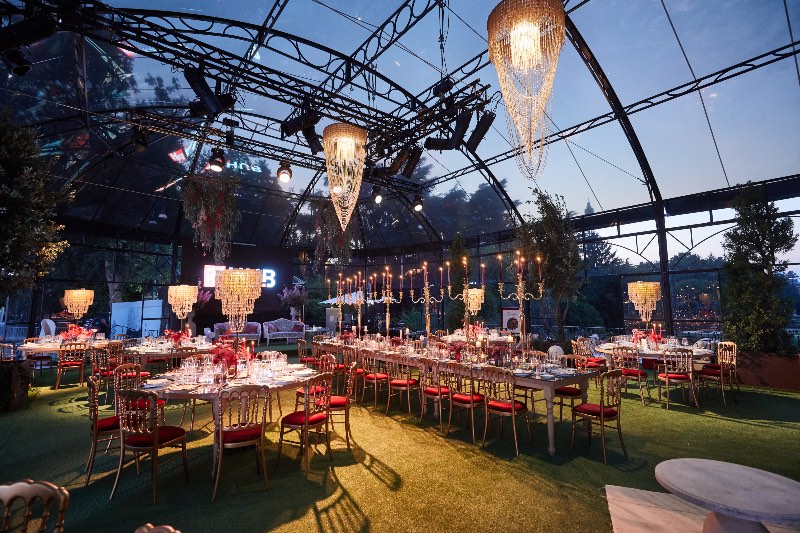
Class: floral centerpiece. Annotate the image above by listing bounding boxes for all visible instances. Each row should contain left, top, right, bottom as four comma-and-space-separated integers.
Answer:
212, 342, 250, 377
278, 285, 308, 320
196, 289, 211, 308
60, 324, 95, 341
163, 328, 189, 347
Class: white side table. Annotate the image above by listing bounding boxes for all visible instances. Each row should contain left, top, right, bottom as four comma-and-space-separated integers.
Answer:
655, 458, 800, 532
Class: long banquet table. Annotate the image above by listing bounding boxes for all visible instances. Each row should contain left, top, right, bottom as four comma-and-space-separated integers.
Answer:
317, 340, 592, 456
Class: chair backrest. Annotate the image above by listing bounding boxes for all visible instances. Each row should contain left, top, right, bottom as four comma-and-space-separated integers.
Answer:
612, 346, 640, 371
385, 353, 412, 380
571, 339, 591, 357
0, 343, 14, 362
106, 340, 124, 362
297, 339, 308, 359
318, 354, 336, 373
113, 364, 144, 414
412, 339, 424, 352
0, 479, 70, 533
58, 342, 86, 363
599, 369, 624, 414
342, 362, 358, 401
87, 375, 100, 425
717, 341, 737, 367
341, 346, 358, 367
360, 349, 380, 374
483, 366, 515, 404
417, 357, 439, 389
561, 354, 581, 369
116, 389, 159, 444
529, 350, 547, 363
662, 348, 694, 373
134, 524, 180, 533
442, 362, 473, 395
216, 385, 269, 436
90, 348, 111, 374
303, 372, 332, 422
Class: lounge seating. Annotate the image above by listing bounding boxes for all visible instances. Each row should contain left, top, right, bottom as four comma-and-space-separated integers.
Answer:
262, 318, 305, 345
213, 322, 262, 345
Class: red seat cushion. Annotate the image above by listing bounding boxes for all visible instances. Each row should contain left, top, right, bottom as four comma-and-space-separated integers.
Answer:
118, 371, 151, 379
574, 403, 618, 418
222, 426, 263, 444
355, 368, 365, 375
585, 362, 603, 369
587, 357, 606, 364
658, 372, 690, 380
299, 357, 316, 364
621, 368, 648, 377
335, 364, 347, 370
699, 368, 726, 377
318, 395, 348, 408
555, 386, 582, 397
423, 386, 450, 396
365, 372, 388, 381
389, 378, 418, 387
59, 361, 84, 368
281, 411, 327, 426
703, 363, 721, 370
125, 425, 185, 448
451, 392, 485, 404
295, 385, 326, 396
94, 415, 120, 432
487, 399, 526, 413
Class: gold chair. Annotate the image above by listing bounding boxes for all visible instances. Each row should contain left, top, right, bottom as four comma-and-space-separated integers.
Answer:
657, 348, 699, 409
570, 369, 627, 465
295, 354, 335, 411
320, 361, 358, 449
113, 364, 165, 423
55, 342, 87, 389
110, 389, 189, 504
0, 343, 14, 362
342, 346, 364, 398
612, 346, 650, 406
85, 376, 120, 487
482, 366, 531, 456
553, 355, 583, 420
442, 362, 484, 444
0, 479, 70, 533
419, 357, 449, 433
212, 385, 270, 502
276, 373, 333, 471
24, 337, 55, 380
699, 341, 738, 406
297, 339, 315, 367
89, 348, 117, 403
385, 353, 420, 416
360, 349, 389, 408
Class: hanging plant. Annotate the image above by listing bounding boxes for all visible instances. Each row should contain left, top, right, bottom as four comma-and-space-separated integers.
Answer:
314, 201, 354, 271
180, 174, 240, 263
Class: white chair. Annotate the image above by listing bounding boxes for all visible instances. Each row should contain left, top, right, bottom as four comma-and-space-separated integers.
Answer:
39, 318, 56, 337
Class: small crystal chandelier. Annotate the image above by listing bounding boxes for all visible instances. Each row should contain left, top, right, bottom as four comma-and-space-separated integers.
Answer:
167, 284, 199, 320
488, 0, 565, 179
466, 287, 485, 316
215, 269, 262, 333
63, 289, 94, 320
627, 281, 661, 324
323, 122, 368, 231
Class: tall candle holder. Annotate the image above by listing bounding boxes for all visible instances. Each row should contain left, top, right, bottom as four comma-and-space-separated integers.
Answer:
408, 263, 445, 339
446, 257, 486, 341
498, 252, 545, 350
369, 268, 402, 337
345, 274, 367, 338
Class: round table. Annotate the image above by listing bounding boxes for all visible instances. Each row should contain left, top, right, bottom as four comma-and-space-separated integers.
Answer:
655, 458, 800, 532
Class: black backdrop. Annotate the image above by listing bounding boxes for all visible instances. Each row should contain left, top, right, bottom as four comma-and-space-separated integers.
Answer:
181, 241, 296, 332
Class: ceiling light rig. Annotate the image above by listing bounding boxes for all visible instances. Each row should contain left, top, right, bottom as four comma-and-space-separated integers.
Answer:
323, 123, 368, 231
372, 185, 383, 205
488, 0, 565, 179
412, 194, 424, 212
277, 160, 292, 184
465, 111, 496, 152
208, 147, 225, 172
184, 66, 235, 118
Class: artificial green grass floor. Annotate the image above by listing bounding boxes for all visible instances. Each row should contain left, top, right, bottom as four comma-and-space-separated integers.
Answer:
1, 364, 799, 533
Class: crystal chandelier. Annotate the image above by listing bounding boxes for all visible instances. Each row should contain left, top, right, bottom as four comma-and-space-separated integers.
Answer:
167, 284, 199, 320
63, 289, 94, 320
466, 287, 485, 316
323, 122, 367, 230
627, 281, 661, 324
488, 0, 565, 179
215, 269, 262, 333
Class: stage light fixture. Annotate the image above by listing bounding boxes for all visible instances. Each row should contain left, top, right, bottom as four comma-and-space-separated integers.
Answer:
280, 110, 321, 138
412, 194, 423, 212
424, 137, 450, 151
302, 126, 323, 155
1, 48, 30, 76
372, 186, 383, 205
448, 111, 472, 149
430, 77, 454, 99
225, 129, 235, 147
401, 146, 422, 178
387, 146, 411, 174
0, 14, 58, 54
465, 111, 496, 152
277, 161, 292, 184
208, 147, 225, 172
183, 67, 235, 118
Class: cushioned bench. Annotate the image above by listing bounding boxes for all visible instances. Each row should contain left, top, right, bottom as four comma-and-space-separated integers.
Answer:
213, 322, 262, 345
262, 318, 305, 345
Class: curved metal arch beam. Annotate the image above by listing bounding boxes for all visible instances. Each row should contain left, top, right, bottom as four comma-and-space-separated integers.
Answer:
565, 15, 674, 334
668, 225, 732, 271
396, 194, 442, 245
279, 170, 325, 248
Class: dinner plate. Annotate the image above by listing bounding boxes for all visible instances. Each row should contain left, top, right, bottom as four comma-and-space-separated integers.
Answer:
287, 363, 306, 370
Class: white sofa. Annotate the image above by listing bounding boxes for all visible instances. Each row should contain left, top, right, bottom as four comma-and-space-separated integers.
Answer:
262, 318, 305, 345
213, 321, 262, 345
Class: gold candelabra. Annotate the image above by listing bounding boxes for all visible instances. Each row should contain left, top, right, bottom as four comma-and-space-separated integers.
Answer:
369, 268, 401, 337
408, 263, 445, 339
446, 257, 486, 340
498, 252, 544, 349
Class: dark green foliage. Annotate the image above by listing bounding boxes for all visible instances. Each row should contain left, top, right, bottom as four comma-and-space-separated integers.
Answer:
397, 306, 424, 332
0, 114, 70, 294
721, 186, 798, 353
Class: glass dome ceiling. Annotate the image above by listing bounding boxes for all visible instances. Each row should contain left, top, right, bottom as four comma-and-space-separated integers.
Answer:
0, 0, 797, 253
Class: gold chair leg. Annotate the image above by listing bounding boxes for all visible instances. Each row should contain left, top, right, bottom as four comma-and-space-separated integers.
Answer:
110, 443, 126, 500
599, 422, 607, 466
617, 421, 627, 458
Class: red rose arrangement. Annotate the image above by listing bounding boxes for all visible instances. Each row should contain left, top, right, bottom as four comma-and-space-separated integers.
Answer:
212, 342, 250, 368
60, 324, 95, 341
163, 328, 189, 346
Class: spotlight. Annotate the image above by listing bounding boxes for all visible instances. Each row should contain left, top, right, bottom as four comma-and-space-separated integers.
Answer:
412, 194, 423, 212
0, 14, 58, 54
277, 160, 292, 184
183, 67, 235, 118
281, 110, 321, 138
301, 127, 323, 155
1, 48, 30, 76
424, 137, 450, 151
465, 111, 496, 152
225, 129, 235, 147
430, 77, 454, 99
401, 146, 422, 178
132, 127, 148, 152
372, 186, 383, 205
387, 146, 411, 174
208, 147, 225, 172
448, 111, 472, 149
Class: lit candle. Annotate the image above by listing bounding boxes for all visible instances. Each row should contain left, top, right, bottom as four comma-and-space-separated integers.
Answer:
400, 269, 404, 290
389, 274, 393, 291
537, 256, 542, 281
463, 256, 468, 280
439, 266, 443, 288
498, 254, 503, 282
516, 251, 521, 276
327, 278, 331, 300
410, 268, 414, 289
481, 263, 485, 286
447, 261, 451, 285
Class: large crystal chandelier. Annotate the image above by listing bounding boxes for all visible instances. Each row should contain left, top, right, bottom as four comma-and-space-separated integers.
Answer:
466, 287, 485, 316
323, 122, 367, 231
167, 284, 199, 320
627, 281, 661, 324
215, 269, 262, 333
63, 289, 94, 320
488, 0, 565, 179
